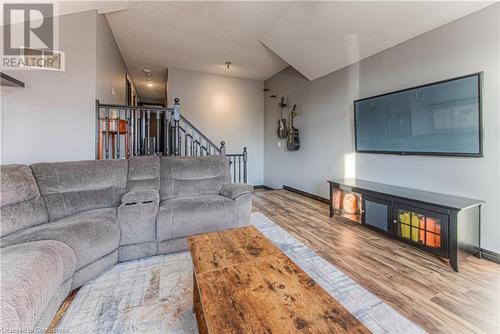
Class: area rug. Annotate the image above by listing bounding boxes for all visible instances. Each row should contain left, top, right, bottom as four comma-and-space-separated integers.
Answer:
57, 212, 426, 334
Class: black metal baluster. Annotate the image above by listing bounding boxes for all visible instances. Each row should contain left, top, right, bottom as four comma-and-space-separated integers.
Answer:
169, 111, 172, 156
243, 147, 248, 183
136, 109, 140, 156
139, 110, 143, 155
178, 121, 182, 156
105, 108, 109, 159
142, 109, 145, 155
184, 124, 188, 156
125, 109, 132, 159
156, 111, 160, 155
133, 110, 137, 156
163, 111, 167, 156
167, 110, 171, 156
238, 155, 241, 182
146, 110, 151, 155
190, 129, 194, 156
233, 156, 236, 183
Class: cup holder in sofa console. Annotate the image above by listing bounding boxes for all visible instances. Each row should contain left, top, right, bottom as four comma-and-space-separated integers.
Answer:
117, 190, 159, 257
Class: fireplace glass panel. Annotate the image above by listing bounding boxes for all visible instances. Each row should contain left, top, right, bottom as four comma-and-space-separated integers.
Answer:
332, 189, 362, 223
397, 209, 442, 249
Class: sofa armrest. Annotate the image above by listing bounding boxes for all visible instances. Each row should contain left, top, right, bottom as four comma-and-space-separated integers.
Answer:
121, 189, 159, 205
220, 183, 253, 200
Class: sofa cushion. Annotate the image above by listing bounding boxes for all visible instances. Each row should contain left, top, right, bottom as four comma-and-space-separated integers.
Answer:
31, 159, 127, 221
127, 155, 160, 191
159, 156, 231, 201
156, 195, 237, 241
0, 165, 48, 237
0, 240, 76, 331
1, 208, 119, 269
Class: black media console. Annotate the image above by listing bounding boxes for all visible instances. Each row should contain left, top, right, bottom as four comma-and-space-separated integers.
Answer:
327, 178, 484, 272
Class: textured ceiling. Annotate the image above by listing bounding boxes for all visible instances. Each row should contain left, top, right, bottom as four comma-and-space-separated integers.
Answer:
105, 2, 290, 102
104, 1, 493, 100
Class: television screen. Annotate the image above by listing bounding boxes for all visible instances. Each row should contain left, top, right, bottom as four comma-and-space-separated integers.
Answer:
354, 73, 482, 156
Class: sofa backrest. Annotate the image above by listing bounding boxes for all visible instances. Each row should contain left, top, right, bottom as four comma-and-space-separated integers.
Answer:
0, 165, 49, 237
127, 156, 160, 191
160, 155, 231, 200
31, 160, 128, 221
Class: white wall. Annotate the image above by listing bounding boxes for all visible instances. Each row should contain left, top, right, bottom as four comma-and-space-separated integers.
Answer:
264, 4, 500, 252
96, 13, 127, 104
168, 68, 264, 185
1, 10, 127, 164
1, 10, 97, 164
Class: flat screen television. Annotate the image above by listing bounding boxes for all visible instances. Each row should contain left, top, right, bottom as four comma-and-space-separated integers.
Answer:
354, 73, 482, 157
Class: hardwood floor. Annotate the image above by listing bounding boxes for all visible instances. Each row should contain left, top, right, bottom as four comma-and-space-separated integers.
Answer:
252, 189, 500, 334
47, 189, 500, 334
46, 288, 78, 333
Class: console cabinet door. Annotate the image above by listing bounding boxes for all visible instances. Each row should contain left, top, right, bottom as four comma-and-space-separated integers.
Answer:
362, 196, 392, 234
393, 204, 449, 257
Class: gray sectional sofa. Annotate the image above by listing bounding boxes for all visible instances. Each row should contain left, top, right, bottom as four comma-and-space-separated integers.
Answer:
0, 155, 253, 332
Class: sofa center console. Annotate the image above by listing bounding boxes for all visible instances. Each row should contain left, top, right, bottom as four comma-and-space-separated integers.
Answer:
327, 178, 484, 272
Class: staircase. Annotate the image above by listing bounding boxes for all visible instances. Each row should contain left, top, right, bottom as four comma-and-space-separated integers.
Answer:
95, 98, 247, 183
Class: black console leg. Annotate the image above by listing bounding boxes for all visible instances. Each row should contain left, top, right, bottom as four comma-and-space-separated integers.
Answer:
329, 183, 334, 218
450, 257, 459, 272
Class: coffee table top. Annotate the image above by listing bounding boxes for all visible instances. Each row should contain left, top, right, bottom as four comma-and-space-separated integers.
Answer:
188, 226, 371, 334
188, 225, 281, 274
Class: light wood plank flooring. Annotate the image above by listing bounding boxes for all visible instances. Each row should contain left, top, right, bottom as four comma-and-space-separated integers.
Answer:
252, 189, 500, 334
48, 189, 500, 334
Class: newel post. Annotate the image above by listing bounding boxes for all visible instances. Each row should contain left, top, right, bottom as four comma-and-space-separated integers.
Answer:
220, 141, 226, 156
172, 97, 180, 156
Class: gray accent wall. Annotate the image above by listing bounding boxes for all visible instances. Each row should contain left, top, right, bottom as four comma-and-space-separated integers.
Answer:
264, 4, 500, 252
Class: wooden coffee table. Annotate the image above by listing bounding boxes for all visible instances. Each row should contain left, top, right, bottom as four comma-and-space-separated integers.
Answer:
188, 226, 371, 333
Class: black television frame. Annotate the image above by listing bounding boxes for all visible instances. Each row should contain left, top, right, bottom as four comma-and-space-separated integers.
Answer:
353, 72, 483, 157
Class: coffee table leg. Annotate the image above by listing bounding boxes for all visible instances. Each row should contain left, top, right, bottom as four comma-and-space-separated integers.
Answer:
193, 270, 209, 334
193, 270, 197, 313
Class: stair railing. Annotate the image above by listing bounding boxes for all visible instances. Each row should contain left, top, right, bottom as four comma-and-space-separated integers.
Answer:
227, 147, 248, 183
95, 98, 247, 183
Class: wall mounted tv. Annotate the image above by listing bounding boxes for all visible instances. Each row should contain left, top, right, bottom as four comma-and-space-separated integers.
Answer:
354, 73, 482, 157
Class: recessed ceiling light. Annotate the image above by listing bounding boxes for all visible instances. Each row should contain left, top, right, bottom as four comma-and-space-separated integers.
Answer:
146, 83, 153, 87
